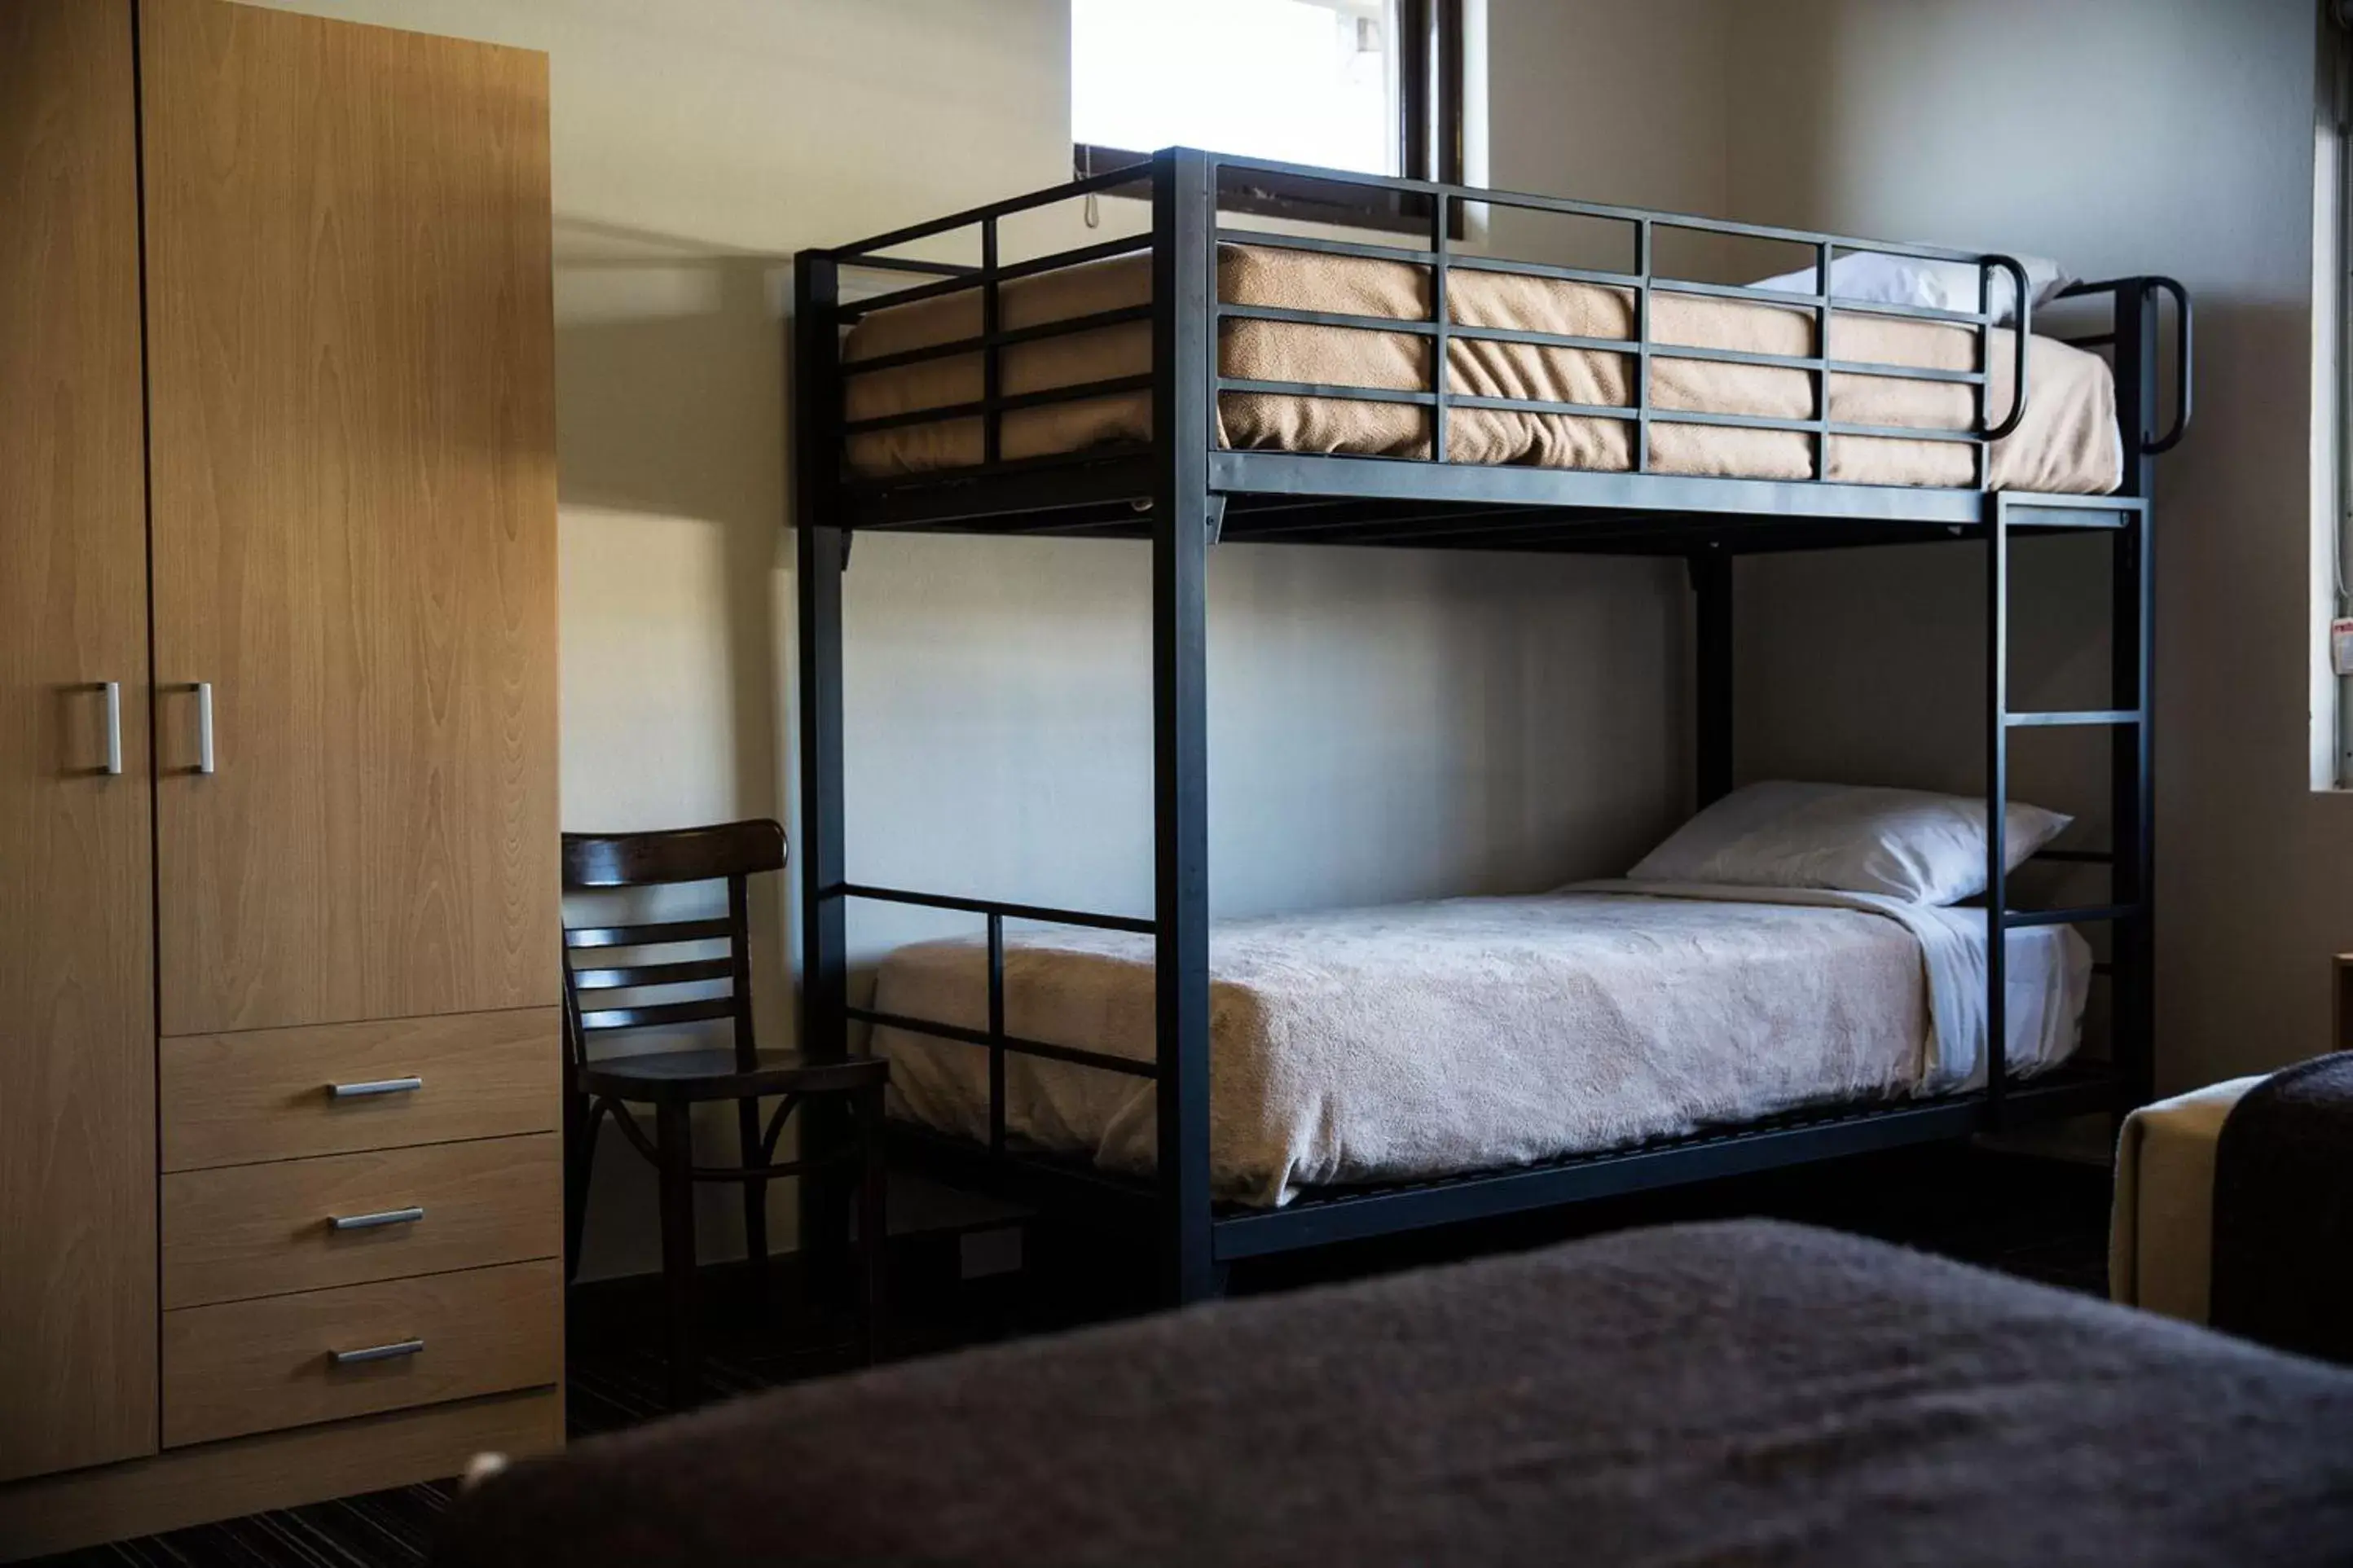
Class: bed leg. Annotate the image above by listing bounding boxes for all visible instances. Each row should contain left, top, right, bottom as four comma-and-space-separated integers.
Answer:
655, 1098, 701, 1409
794, 247, 854, 1294
1691, 548, 1733, 809
1151, 147, 1218, 1308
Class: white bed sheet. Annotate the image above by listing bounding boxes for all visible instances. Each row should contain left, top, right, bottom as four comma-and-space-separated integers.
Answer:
869, 885, 2091, 1208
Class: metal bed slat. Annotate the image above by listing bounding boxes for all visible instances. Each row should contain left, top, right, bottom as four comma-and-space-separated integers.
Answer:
847, 1004, 1159, 1080
837, 881, 1155, 934
1204, 148, 2009, 261
2003, 903, 2141, 928
841, 304, 1155, 376
840, 374, 1154, 435
1663, 274, 1995, 327
842, 233, 1151, 318
838, 254, 976, 277
1218, 302, 1988, 384
832, 162, 1154, 260
2005, 709, 2143, 728
1215, 381, 1990, 446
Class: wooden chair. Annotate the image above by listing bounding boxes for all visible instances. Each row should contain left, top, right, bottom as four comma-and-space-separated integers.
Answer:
560, 819, 886, 1408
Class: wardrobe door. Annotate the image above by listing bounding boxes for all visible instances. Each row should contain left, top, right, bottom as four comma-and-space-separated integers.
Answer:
141, 0, 560, 1036
0, 0, 158, 1483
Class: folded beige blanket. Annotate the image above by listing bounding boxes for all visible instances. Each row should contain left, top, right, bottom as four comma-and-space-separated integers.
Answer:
844, 244, 2120, 494
2110, 1075, 2267, 1324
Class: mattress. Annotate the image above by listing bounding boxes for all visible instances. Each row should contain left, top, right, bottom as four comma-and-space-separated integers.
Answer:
438, 1222, 2353, 1568
842, 244, 2122, 493
868, 885, 2092, 1207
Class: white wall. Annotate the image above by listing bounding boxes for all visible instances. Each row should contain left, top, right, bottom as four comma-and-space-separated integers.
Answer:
249, 0, 1727, 1279
1720, 0, 2338, 1096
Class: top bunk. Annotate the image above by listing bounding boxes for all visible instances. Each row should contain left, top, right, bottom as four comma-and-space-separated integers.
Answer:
794, 147, 2191, 556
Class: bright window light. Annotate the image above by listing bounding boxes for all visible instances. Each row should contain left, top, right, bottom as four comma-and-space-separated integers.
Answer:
1071, 0, 1401, 174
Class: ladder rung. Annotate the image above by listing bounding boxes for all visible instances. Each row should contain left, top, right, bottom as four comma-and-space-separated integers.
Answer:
2003, 709, 2143, 728
2002, 903, 2140, 929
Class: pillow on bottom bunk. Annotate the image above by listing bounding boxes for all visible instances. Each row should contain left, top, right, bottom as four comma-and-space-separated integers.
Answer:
1628, 780, 2069, 905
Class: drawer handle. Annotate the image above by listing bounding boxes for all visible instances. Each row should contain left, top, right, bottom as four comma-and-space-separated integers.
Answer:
328, 1076, 424, 1100
329, 1206, 425, 1232
330, 1337, 424, 1367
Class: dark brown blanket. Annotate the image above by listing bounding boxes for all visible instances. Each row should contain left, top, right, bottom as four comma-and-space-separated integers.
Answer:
2212, 1050, 2353, 1362
438, 1221, 2353, 1567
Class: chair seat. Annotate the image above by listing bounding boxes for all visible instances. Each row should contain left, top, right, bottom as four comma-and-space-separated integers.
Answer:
578, 1048, 887, 1104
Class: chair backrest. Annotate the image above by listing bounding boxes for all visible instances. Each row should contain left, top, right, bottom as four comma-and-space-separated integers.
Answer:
560, 819, 787, 1074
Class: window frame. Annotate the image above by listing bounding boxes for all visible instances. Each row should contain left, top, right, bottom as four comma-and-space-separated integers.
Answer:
1071, 0, 1467, 234
2327, 12, 2353, 787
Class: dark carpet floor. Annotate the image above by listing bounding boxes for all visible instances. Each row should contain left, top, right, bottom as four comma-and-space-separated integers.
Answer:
30, 1144, 2114, 1566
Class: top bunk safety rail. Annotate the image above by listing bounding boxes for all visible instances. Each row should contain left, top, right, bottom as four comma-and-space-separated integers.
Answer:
809, 148, 2188, 528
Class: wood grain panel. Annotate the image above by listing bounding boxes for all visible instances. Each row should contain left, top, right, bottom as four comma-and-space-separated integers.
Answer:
164, 1133, 561, 1308
141, 0, 559, 1034
0, 0, 157, 1485
161, 1007, 561, 1171
162, 1259, 561, 1448
0, 1387, 561, 1561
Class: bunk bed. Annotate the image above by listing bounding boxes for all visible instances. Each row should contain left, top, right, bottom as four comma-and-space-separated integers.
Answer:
791, 147, 2192, 1303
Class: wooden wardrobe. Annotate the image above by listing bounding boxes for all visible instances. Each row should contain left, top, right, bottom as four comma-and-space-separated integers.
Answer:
0, 0, 561, 1553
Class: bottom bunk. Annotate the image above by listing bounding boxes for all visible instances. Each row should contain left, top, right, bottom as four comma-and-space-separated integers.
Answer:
870, 883, 2092, 1209
854, 783, 2119, 1260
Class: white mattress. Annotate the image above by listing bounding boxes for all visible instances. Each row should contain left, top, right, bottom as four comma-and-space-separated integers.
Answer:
869, 885, 2092, 1207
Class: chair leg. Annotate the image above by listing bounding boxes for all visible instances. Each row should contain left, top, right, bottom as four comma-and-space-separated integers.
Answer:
737, 1093, 769, 1310
800, 1098, 861, 1307
857, 1084, 888, 1364
654, 1098, 699, 1409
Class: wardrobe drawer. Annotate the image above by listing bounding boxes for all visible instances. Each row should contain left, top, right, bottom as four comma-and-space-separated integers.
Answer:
161, 1133, 561, 1309
161, 1259, 561, 1448
161, 1008, 560, 1171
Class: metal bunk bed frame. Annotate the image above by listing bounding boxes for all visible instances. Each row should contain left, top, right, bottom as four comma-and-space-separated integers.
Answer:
791, 147, 2192, 1303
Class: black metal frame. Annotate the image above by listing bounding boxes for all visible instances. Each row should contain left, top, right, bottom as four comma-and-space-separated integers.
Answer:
794, 148, 2191, 1304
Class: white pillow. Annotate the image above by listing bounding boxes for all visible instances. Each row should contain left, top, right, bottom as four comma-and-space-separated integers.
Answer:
1627, 781, 2072, 906
1747, 251, 2074, 328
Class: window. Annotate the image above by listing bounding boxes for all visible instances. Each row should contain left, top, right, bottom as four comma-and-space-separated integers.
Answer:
1071, 0, 1468, 227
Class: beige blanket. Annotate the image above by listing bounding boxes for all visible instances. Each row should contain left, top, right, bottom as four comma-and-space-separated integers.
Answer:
870, 887, 2090, 1207
844, 244, 2120, 493
2110, 1076, 2267, 1324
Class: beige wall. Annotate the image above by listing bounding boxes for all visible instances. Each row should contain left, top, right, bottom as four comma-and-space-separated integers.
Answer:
249, 0, 1729, 1278
239, 0, 2320, 1277
1721, 0, 2337, 1096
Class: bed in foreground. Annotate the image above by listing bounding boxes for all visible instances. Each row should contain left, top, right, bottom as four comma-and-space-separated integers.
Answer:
437, 1220, 2353, 1567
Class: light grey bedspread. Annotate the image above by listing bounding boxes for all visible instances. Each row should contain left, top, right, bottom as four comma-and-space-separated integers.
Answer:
871, 885, 2091, 1206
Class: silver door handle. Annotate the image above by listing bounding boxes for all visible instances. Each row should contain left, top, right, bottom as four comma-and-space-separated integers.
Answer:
102, 681, 122, 775
329, 1206, 425, 1232
330, 1337, 424, 1367
192, 681, 214, 775
328, 1076, 424, 1099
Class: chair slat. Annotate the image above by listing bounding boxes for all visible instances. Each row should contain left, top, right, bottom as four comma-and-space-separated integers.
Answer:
571, 957, 735, 992
565, 917, 733, 951
564, 819, 786, 887
578, 997, 737, 1032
